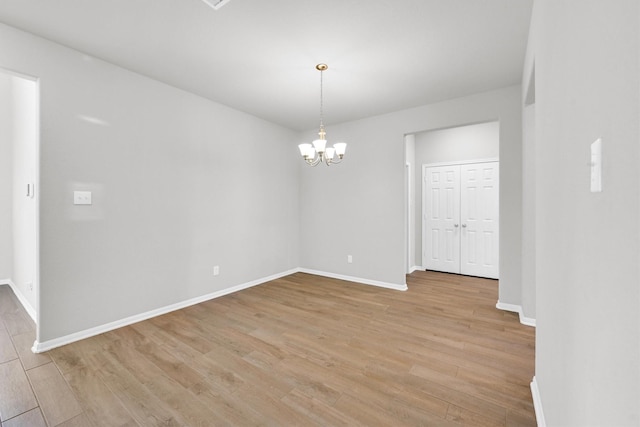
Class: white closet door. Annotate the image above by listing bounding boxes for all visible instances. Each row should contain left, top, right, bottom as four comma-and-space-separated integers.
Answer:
460, 162, 499, 279
423, 165, 460, 274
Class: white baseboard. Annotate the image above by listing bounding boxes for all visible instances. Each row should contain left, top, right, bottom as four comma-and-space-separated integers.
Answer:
520, 314, 536, 327
32, 268, 299, 353
32, 268, 408, 353
0, 279, 37, 323
530, 376, 546, 427
496, 301, 536, 327
409, 265, 424, 274
297, 268, 408, 291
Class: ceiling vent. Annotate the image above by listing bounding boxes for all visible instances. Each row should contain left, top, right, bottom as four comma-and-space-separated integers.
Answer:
201, 0, 232, 10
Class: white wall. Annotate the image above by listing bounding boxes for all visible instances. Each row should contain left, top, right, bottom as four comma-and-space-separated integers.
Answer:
521, 11, 537, 327
413, 121, 499, 266
404, 134, 415, 271
0, 73, 13, 281
299, 86, 522, 304
521, 102, 536, 321
527, 1, 639, 425
0, 23, 300, 344
11, 75, 38, 312
415, 121, 499, 163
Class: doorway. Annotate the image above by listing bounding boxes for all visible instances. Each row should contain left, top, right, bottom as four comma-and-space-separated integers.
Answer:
0, 69, 40, 326
405, 121, 500, 278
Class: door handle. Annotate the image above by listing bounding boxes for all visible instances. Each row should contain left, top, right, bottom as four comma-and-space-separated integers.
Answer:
462, 224, 467, 228
454, 224, 459, 228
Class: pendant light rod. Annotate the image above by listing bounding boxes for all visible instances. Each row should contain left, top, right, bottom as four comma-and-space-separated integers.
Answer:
298, 63, 347, 167
317, 63, 327, 133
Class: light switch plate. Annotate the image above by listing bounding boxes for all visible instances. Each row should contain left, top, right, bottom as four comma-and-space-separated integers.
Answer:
74, 191, 92, 205
590, 138, 602, 193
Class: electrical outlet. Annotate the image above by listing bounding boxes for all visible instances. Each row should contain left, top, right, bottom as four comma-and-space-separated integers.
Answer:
213, 266, 220, 276
27, 281, 33, 292
347, 255, 353, 264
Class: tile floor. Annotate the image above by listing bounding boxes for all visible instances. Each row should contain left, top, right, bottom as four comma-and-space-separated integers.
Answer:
0, 285, 88, 426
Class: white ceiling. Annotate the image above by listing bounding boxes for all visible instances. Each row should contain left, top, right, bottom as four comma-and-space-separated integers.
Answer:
0, 0, 533, 131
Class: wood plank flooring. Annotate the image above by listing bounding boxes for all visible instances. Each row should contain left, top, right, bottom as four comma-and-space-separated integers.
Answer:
0, 271, 536, 426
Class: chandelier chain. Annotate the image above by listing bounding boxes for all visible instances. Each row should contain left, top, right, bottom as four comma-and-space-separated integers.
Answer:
319, 68, 324, 130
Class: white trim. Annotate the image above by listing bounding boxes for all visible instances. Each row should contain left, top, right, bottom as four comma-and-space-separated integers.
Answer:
496, 301, 536, 327
0, 279, 37, 323
520, 314, 536, 328
422, 157, 499, 168
406, 160, 412, 274
297, 268, 408, 291
34, 76, 42, 342
409, 265, 424, 274
32, 268, 298, 353
530, 376, 546, 427
201, 0, 233, 10
496, 301, 521, 313
31, 268, 408, 353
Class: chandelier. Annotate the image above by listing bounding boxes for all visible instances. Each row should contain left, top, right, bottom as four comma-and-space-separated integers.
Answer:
298, 64, 347, 166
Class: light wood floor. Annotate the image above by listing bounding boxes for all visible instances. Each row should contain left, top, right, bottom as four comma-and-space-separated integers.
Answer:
0, 271, 536, 426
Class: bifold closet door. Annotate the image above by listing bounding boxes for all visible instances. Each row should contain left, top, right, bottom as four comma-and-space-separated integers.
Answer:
424, 165, 460, 274
460, 162, 499, 279
423, 161, 499, 279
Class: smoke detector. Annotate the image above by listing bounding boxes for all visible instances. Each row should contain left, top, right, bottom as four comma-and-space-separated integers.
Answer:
201, 0, 232, 10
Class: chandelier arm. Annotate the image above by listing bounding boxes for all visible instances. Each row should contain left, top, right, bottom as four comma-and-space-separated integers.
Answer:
307, 154, 322, 167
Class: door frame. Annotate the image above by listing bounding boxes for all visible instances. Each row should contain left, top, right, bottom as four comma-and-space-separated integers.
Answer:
421, 158, 499, 270
406, 161, 412, 274
0, 67, 41, 333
